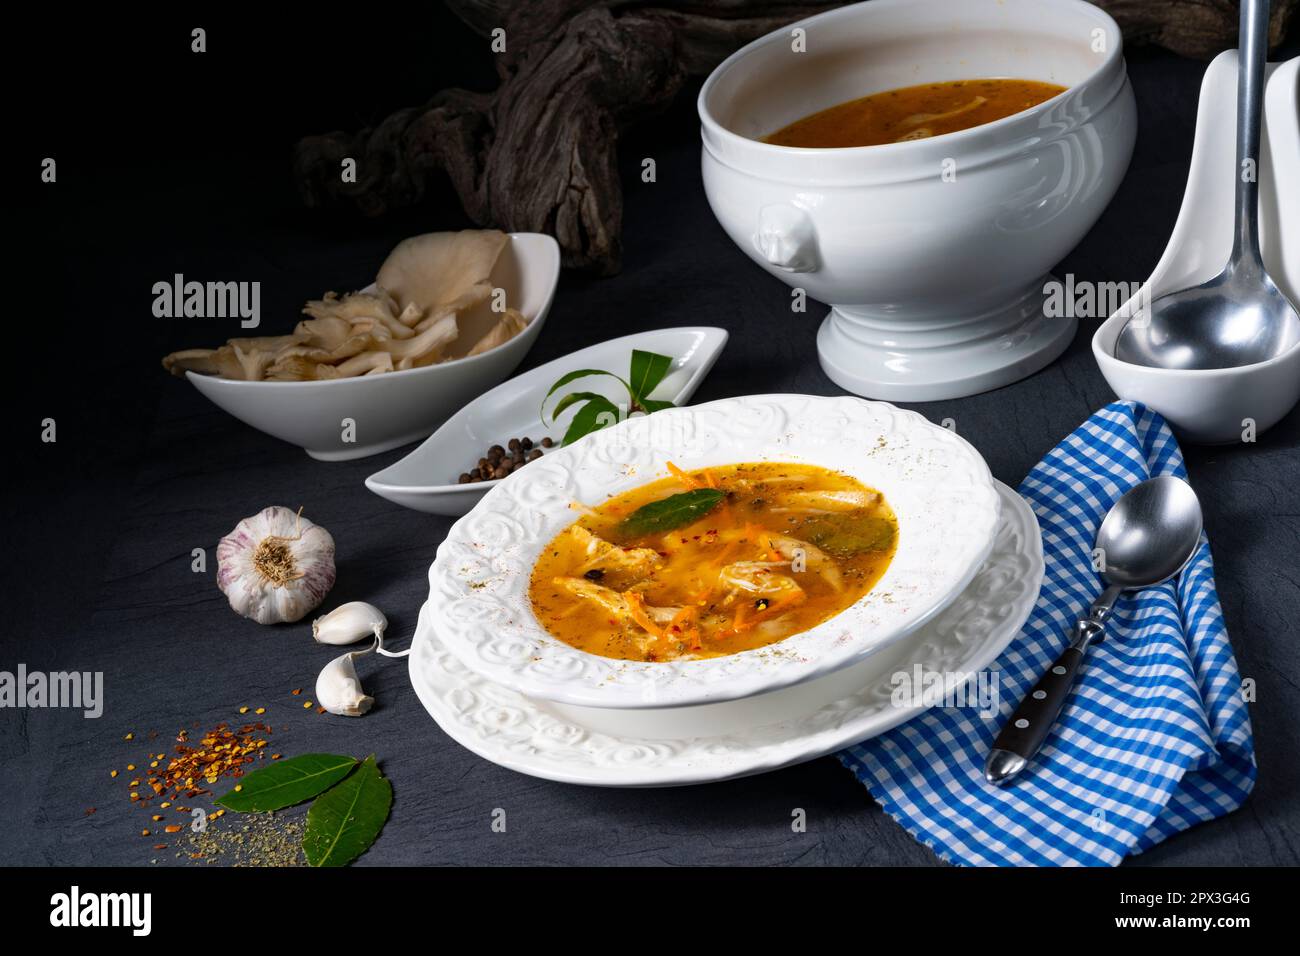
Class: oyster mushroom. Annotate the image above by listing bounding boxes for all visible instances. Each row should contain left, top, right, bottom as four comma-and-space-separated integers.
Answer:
160, 229, 524, 381
467, 308, 528, 356
387, 314, 460, 370
376, 229, 507, 318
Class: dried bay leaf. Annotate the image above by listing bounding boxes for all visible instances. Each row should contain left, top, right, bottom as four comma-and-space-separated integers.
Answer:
216, 753, 357, 813
303, 755, 392, 867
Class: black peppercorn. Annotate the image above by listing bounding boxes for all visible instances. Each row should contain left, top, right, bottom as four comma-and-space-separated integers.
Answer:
460, 436, 552, 483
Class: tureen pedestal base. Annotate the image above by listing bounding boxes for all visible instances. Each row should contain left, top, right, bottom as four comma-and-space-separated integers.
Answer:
816, 275, 1075, 402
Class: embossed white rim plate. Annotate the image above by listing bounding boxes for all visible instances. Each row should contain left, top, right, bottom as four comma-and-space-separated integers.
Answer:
427, 394, 1000, 709
410, 482, 1040, 787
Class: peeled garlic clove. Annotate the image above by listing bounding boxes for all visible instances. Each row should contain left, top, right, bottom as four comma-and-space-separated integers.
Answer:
313, 601, 387, 645
316, 650, 374, 717
217, 506, 336, 624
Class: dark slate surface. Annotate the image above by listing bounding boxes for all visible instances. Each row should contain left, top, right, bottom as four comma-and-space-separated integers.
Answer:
2, 25, 1297, 866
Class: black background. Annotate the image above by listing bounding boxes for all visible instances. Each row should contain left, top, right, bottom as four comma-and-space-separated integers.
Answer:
3, 4, 1298, 868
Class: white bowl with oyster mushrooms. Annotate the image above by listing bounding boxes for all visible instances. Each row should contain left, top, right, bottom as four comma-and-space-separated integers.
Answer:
166, 231, 560, 460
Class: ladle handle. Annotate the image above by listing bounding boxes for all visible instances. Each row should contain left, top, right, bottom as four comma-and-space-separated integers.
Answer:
1232, 0, 1270, 268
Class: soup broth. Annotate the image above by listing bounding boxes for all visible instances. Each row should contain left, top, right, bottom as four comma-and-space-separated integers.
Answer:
528, 462, 899, 662
764, 78, 1066, 148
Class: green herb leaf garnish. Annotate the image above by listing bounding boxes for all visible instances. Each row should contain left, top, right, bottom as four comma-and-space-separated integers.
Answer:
561, 395, 621, 447
549, 390, 612, 422
302, 755, 392, 868
542, 369, 629, 405
215, 753, 357, 813
618, 488, 725, 537
542, 349, 677, 446
628, 350, 672, 401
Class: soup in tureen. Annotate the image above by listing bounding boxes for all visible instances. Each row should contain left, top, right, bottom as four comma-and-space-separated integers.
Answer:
763, 78, 1066, 148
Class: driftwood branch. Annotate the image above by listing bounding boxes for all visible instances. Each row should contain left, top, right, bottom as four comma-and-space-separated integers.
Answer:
294, 0, 1296, 274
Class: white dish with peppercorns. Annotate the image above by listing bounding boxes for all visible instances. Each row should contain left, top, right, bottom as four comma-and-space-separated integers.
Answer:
365, 327, 729, 516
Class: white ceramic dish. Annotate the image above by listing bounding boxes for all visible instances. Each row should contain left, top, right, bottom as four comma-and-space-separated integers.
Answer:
1093, 54, 1300, 445
699, 0, 1136, 401
186, 233, 561, 461
365, 327, 729, 516
426, 394, 1000, 710
410, 481, 1040, 787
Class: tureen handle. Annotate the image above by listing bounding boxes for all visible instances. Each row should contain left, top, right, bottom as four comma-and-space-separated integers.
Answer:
754, 203, 820, 273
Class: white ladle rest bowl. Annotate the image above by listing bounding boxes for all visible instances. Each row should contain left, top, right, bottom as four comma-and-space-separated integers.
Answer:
698, 0, 1136, 401
1092, 55, 1300, 445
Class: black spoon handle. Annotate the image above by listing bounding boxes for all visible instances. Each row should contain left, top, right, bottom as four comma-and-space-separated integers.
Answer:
985, 641, 1087, 784
985, 585, 1122, 785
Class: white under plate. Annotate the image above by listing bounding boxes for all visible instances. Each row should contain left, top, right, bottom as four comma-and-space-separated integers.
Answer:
408, 481, 1041, 787
366, 327, 728, 515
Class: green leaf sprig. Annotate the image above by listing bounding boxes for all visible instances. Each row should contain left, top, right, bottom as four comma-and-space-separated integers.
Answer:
542, 350, 676, 446
215, 752, 392, 867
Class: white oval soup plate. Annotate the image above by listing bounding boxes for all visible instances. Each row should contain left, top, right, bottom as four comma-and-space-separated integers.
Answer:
425, 394, 1001, 710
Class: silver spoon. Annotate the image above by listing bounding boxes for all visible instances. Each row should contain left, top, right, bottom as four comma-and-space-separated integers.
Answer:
985, 476, 1203, 785
1114, 0, 1300, 370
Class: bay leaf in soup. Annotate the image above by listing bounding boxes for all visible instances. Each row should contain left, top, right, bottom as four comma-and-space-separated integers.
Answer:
800, 512, 897, 555
618, 488, 725, 538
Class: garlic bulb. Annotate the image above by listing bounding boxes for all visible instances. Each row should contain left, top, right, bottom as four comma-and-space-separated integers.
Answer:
316, 649, 374, 717
217, 506, 335, 624
313, 602, 387, 645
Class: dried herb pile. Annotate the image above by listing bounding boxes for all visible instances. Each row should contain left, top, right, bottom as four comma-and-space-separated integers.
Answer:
175, 813, 306, 867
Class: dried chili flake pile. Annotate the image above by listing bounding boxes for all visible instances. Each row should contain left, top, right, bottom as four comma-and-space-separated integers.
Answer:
115, 717, 275, 829
155, 721, 272, 800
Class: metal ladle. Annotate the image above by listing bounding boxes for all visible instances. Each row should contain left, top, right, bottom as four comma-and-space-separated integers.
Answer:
1114, 0, 1300, 369
985, 476, 1203, 785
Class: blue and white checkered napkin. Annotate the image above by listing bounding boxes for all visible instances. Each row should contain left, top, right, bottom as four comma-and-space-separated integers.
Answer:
838, 401, 1256, 866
